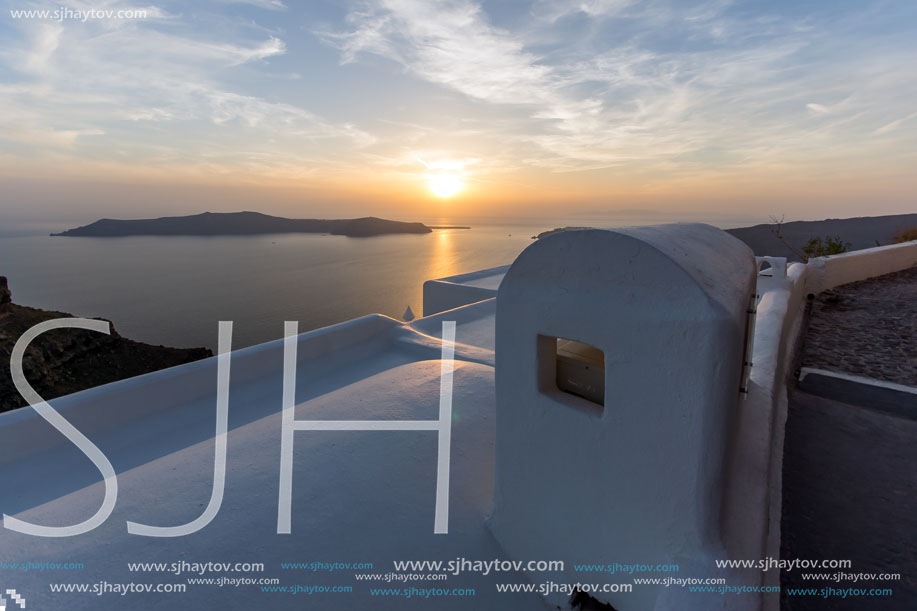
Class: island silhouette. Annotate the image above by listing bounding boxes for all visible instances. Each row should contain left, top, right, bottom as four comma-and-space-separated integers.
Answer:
52, 211, 433, 238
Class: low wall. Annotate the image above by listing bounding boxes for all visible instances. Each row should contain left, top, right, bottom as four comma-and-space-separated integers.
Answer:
0, 314, 403, 467
813, 241, 917, 292
422, 265, 508, 316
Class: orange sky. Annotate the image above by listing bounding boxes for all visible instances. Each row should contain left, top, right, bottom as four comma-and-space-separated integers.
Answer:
1, 0, 915, 229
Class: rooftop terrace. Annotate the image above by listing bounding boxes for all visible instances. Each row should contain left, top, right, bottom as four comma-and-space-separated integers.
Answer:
1, 225, 914, 610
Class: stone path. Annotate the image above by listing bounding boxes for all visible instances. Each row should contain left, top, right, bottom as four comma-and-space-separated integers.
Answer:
781, 265, 917, 610
799, 265, 916, 386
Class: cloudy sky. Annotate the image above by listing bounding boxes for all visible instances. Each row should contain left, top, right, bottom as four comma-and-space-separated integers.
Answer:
1, 0, 915, 227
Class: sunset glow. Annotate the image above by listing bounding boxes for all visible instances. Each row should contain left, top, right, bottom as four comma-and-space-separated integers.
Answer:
428, 173, 464, 198
0, 0, 915, 226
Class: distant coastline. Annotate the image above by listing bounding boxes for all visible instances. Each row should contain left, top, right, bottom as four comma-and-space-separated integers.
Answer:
533, 213, 917, 262
51, 211, 433, 238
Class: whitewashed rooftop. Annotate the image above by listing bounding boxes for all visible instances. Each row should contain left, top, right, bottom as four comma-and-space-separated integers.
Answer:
0, 298, 530, 609
3, 227, 914, 610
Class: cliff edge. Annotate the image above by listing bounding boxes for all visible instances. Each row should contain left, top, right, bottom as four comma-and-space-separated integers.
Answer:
0, 276, 212, 414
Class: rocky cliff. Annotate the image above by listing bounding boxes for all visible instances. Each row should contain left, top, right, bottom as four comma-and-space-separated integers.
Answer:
0, 276, 10, 315
0, 278, 212, 413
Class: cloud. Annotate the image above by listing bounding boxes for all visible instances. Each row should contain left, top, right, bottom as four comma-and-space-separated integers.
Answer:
325, 0, 550, 105
533, 0, 634, 21
321, 0, 917, 173
0, 124, 104, 149
1, 0, 915, 189
320, 0, 725, 166
0, 1, 371, 174
218, 0, 287, 10
211, 35, 287, 66
22, 23, 63, 74
874, 113, 917, 135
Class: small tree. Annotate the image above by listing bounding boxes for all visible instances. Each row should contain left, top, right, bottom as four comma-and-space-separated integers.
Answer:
768, 214, 809, 261
768, 215, 852, 261
802, 235, 851, 258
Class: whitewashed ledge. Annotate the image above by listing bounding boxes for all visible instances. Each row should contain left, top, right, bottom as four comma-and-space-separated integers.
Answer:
0, 227, 914, 611
422, 265, 509, 316
0, 297, 516, 610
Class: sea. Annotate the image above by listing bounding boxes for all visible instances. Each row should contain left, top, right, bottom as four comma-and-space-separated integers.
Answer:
0, 213, 763, 351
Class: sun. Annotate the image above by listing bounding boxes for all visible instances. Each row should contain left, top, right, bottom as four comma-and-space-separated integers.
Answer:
428, 173, 464, 198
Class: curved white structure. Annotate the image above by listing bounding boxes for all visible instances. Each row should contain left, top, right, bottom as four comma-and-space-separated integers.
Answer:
490, 224, 757, 610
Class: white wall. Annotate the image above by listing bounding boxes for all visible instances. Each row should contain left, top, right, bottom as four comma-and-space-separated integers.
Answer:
488, 232, 913, 611
422, 265, 508, 316
813, 241, 917, 292
489, 225, 757, 611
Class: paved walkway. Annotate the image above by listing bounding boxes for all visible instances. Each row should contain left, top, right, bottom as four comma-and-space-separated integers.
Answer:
781, 265, 917, 610
800, 266, 916, 386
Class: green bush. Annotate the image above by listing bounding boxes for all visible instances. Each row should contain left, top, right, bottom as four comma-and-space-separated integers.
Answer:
892, 227, 917, 243
802, 235, 851, 258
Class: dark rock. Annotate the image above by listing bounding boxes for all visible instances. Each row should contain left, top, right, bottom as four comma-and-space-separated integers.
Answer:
0, 278, 212, 413
0, 276, 10, 314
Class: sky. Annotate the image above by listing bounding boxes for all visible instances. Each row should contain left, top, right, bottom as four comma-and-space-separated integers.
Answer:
0, 0, 915, 229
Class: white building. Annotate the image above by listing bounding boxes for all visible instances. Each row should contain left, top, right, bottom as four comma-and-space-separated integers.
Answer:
491, 225, 756, 610
1, 224, 914, 610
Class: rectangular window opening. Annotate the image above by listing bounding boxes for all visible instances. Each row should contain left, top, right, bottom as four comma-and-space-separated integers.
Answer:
553, 337, 605, 408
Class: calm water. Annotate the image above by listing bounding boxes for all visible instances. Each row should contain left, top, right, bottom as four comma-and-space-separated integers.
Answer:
0, 215, 759, 350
